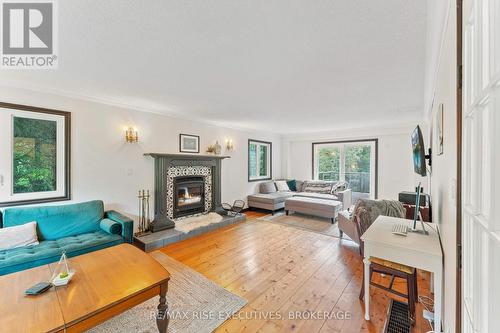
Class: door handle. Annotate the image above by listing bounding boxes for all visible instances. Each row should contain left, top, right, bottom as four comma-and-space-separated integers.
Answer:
0, 174, 3, 186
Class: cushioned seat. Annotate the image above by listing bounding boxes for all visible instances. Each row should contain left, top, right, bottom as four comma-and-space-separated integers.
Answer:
370, 257, 414, 274
0, 200, 133, 276
285, 197, 342, 221
247, 192, 294, 204
0, 231, 123, 275
294, 192, 338, 201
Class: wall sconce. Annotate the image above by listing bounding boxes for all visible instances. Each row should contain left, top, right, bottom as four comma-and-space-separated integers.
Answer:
125, 127, 138, 143
225, 139, 234, 151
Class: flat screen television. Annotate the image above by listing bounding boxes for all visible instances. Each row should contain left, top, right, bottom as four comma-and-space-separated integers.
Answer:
411, 125, 427, 176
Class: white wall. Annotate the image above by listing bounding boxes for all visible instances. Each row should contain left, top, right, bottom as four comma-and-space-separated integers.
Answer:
0, 87, 282, 227
427, 1, 457, 332
284, 124, 426, 200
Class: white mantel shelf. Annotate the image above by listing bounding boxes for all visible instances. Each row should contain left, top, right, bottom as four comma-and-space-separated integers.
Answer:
144, 153, 230, 159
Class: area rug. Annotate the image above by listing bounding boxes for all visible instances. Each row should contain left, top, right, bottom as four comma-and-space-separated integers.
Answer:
174, 212, 223, 233
88, 251, 246, 333
258, 212, 352, 240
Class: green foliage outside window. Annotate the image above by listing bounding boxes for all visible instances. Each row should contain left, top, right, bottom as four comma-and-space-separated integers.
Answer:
317, 147, 340, 181
259, 145, 268, 176
13, 117, 57, 193
316, 144, 372, 193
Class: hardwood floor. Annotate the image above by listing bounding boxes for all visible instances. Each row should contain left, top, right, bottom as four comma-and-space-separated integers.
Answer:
243, 210, 270, 219
160, 219, 432, 333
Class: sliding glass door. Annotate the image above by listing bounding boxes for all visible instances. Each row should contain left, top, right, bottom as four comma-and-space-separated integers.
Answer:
313, 140, 377, 199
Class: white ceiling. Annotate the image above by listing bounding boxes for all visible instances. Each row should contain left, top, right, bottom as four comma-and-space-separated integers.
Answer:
0, 0, 427, 134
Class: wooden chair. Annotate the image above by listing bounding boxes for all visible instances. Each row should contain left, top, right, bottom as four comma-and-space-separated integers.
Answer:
354, 204, 418, 322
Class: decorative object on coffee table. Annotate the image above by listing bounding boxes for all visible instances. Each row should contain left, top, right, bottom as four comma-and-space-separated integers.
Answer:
136, 189, 151, 235
222, 200, 245, 216
50, 251, 75, 286
179, 134, 200, 153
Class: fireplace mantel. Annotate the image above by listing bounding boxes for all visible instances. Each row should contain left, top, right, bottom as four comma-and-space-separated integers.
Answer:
145, 153, 230, 232
144, 153, 230, 160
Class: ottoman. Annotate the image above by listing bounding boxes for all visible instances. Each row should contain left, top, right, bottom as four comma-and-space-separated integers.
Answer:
284, 197, 343, 223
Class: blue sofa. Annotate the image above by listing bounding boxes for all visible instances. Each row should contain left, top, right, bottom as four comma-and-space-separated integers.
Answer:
0, 200, 133, 275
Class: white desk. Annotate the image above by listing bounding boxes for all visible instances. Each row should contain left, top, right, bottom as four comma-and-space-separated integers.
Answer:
361, 216, 443, 332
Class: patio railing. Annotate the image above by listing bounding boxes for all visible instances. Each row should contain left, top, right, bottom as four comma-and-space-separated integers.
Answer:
317, 171, 370, 193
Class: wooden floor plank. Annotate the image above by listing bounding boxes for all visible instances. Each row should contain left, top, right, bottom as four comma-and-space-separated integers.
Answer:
159, 219, 431, 333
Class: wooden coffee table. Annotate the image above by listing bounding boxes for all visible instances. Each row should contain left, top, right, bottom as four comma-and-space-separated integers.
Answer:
0, 244, 170, 333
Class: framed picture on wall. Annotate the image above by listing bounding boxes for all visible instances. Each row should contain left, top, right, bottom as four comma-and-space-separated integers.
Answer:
0, 102, 71, 207
179, 134, 200, 153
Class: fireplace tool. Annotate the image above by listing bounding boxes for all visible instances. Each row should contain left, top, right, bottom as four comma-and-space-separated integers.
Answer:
136, 189, 151, 235
222, 200, 245, 217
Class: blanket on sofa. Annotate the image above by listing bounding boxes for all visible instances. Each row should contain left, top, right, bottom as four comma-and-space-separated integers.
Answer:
354, 199, 405, 234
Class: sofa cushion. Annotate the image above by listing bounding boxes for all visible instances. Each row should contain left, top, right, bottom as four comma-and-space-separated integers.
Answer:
294, 192, 338, 201
260, 181, 277, 194
286, 179, 297, 191
275, 180, 290, 192
332, 180, 349, 194
248, 192, 294, 204
302, 181, 333, 194
0, 221, 39, 251
2, 200, 104, 241
0, 230, 123, 276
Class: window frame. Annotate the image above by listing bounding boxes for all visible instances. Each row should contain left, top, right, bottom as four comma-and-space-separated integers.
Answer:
312, 139, 378, 198
0, 102, 71, 207
248, 139, 272, 182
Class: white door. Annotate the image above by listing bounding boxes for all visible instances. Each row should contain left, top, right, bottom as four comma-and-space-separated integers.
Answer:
462, 0, 500, 332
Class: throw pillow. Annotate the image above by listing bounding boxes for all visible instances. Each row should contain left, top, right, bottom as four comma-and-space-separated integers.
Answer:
0, 221, 39, 251
275, 180, 290, 192
286, 179, 297, 191
302, 181, 333, 194
332, 181, 348, 194
260, 181, 277, 194
100, 218, 122, 235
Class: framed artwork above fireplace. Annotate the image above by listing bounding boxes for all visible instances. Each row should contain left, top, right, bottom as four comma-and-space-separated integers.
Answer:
179, 134, 200, 153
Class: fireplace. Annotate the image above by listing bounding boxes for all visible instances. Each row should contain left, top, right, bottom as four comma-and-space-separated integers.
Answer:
173, 176, 205, 218
145, 153, 229, 232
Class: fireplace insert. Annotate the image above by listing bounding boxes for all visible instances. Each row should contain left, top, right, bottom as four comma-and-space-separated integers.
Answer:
173, 176, 205, 218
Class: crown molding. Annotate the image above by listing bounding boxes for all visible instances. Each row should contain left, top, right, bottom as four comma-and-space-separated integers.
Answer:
283, 121, 428, 142
0, 80, 280, 137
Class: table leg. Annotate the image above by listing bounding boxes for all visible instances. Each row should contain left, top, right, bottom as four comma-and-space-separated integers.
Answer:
363, 257, 371, 320
434, 270, 442, 332
157, 282, 169, 333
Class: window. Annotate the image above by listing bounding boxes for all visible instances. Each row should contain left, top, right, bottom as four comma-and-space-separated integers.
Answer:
313, 139, 377, 199
248, 139, 272, 181
0, 103, 71, 206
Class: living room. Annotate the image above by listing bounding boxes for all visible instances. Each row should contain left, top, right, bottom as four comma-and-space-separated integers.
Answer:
0, 0, 498, 333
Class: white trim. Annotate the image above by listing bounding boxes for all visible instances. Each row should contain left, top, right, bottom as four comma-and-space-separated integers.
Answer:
0, 108, 66, 203
423, 0, 453, 120
248, 141, 271, 181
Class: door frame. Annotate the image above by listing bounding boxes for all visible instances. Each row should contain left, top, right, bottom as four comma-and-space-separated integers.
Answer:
456, 0, 463, 331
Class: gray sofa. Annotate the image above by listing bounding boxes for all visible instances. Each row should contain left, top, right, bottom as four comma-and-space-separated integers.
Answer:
247, 180, 352, 215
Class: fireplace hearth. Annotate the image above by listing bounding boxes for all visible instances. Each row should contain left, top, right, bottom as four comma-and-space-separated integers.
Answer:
173, 176, 205, 218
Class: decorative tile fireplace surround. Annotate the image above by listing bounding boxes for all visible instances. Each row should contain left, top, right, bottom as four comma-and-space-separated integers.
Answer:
144, 153, 229, 232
